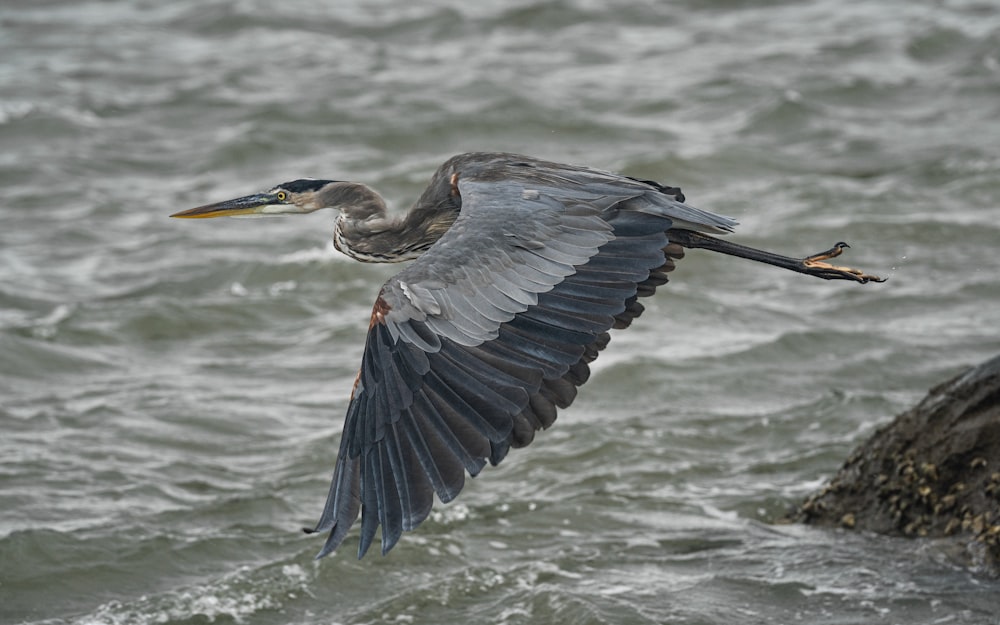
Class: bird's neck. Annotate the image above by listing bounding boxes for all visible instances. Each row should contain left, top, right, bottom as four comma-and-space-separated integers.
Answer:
332, 185, 457, 263
333, 217, 408, 263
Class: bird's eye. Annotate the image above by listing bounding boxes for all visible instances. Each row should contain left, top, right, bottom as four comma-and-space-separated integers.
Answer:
276, 191, 288, 202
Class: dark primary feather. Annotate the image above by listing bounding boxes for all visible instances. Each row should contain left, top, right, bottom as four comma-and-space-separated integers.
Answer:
306, 153, 737, 558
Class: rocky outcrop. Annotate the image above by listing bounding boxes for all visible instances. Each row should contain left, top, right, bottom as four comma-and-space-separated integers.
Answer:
787, 354, 1000, 576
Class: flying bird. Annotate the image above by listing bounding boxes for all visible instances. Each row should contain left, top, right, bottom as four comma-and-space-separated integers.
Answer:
171, 152, 884, 559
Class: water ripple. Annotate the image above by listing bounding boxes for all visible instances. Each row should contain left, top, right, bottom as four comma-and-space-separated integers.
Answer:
3, 0, 1000, 623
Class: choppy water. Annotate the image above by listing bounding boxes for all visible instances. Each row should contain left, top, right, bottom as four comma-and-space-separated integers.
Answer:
3, 0, 1000, 623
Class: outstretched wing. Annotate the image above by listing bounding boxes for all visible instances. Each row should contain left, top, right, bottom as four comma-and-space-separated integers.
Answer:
307, 154, 736, 558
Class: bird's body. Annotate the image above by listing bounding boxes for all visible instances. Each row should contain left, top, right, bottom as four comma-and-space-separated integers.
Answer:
172, 152, 883, 559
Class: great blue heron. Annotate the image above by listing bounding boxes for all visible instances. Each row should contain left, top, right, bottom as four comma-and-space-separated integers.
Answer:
172, 152, 884, 559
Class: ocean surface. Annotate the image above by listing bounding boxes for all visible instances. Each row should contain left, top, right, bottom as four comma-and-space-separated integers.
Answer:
3, 0, 1000, 623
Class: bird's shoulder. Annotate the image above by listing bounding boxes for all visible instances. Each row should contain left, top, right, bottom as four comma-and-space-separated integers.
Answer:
428, 152, 736, 235
434, 152, 645, 191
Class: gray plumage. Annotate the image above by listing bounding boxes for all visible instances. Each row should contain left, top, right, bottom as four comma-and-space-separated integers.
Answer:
171, 152, 883, 559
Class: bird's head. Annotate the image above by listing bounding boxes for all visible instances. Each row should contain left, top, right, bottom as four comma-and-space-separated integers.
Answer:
172, 177, 441, 262
170, 179, 339, 219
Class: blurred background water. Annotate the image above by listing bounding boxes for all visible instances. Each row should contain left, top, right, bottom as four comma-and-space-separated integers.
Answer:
2, 0, 1000, 623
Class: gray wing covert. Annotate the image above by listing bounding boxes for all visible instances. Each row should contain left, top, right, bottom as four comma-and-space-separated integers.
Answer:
307, 162, 690, 558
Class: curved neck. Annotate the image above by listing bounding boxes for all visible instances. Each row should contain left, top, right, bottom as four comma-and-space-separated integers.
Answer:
328, 182, 458, 263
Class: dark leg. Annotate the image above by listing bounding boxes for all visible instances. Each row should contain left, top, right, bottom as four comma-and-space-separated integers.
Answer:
668, 229, 885, 284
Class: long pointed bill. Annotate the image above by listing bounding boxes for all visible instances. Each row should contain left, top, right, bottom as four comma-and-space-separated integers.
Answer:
170, 193, 283, 219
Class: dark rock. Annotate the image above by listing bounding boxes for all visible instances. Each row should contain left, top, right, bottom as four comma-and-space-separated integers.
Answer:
786, 354, 1000, 576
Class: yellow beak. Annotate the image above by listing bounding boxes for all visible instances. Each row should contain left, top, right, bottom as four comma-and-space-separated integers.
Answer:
170, 193, 280, 219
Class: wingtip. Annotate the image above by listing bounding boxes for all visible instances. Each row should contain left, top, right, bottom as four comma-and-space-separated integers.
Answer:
356, 542, 371, 560
315, 532, 342, 560
307, 519, 353, 560
357, 529, 376, 559
314, 540, 335, 560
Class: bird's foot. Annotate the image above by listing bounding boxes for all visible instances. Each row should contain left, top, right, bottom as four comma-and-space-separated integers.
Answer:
801, 242, 886, 284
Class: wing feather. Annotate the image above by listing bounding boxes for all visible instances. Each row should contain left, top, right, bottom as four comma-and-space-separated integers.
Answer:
357, 452, 381, 558
402, 406, 466, 501
374, 445, 402, 556
417, 380, 491, 469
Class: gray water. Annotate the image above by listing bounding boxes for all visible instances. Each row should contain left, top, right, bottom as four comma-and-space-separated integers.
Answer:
3, 0, 1000, 623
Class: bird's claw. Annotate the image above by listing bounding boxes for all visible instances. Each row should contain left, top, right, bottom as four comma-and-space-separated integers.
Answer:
802, 242, 886, 284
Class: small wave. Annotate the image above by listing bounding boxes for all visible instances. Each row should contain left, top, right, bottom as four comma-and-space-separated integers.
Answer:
278, 241, 351, 264
0, 100, 102, 129
72, 563, 311, 625
0, 101, 34, 125
27, 303, 76, 339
